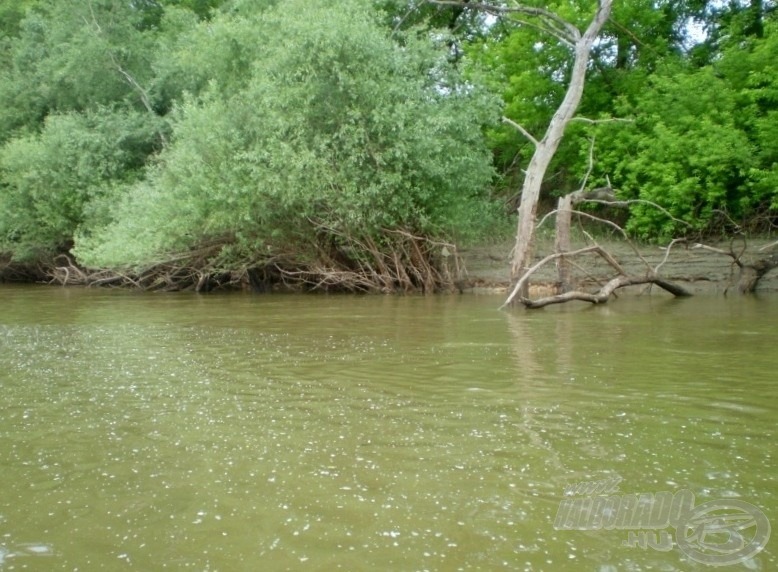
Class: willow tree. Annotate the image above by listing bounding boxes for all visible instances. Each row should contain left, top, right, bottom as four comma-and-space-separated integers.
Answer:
73, 0, 499, 292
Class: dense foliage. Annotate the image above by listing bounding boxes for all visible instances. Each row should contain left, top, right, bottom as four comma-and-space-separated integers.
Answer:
0, 0, 776, 287
0, 0, 499, 289
467, 0, 777, 237
75, 0, 499, 271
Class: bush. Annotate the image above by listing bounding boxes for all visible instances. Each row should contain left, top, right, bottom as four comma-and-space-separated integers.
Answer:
0, 109, 164, 260
75, 0, 501, 277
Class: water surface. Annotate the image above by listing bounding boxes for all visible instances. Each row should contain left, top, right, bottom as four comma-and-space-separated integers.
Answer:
0, 286, 775, 570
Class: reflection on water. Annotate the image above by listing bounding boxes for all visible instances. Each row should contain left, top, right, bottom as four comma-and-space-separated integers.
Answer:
0, 286, 776, 570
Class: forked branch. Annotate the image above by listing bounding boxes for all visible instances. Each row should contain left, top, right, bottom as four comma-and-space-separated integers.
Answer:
520, 274, 691, 309
426, 0, 581, 45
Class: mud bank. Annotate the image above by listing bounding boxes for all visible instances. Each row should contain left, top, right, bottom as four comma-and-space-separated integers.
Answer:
460, 238, 778, 295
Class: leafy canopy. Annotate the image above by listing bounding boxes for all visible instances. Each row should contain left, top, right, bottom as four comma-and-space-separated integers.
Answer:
74, 0, 500, 270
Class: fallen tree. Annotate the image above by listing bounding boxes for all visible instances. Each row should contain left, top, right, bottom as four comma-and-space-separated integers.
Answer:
514, 145, 694, 308
501, 243, 692, 309
502, 186, 777, 308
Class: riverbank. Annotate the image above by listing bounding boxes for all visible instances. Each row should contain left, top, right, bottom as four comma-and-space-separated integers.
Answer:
2, 237, 776, 295
460, 237, 778, 295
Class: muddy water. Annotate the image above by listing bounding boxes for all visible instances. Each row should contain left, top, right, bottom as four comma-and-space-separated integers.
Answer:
0, 285, 775, 570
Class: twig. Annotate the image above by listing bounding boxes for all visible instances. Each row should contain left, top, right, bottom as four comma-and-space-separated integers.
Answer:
569, 209, 651, 270
692, 243, 743, 267
654, 238, 686, 275
579, 136, 596, 192
580, 198, 692, 228
426, 0, 580, 46
393, 0, 422, 33
571, 116, 633, 125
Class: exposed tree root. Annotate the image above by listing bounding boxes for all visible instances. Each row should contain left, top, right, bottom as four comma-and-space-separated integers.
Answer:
0, 254, 45, 283
31, 229, 463, 294
693, 237, 778, 294
275, 228, 463, 293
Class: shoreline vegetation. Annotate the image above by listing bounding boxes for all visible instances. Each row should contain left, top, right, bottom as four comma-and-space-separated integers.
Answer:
2, 236, 776, 297
0, 1, 776, 302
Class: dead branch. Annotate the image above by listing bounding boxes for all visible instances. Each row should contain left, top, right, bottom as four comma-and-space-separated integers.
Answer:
759, 240, 778, 252
427, 0, 581, 45
579, 137, 596, 192
569, 209, 652, 270
570, 116, 634, 125
502, 245, 621, 308
693, 238, 778, 294
521, 274, 691, 309
502, 115, 539, 147
654, 238, 686, 275
692, 243, 733, 258
577, 198, 692, 229
502, 236, 692, 309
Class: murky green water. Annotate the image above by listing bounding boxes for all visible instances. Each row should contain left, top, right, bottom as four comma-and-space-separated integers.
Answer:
0, 285, 775, 571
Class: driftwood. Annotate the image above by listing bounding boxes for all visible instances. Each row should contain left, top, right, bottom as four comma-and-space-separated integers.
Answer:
520, 274, 691, 309
693, 237, 778, 294
502, 178, 695, 309
501, 244, 691, 309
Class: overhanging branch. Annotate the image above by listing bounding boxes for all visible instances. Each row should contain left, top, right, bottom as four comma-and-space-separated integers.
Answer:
502, 115, 538, 147
426, 0, 581, 45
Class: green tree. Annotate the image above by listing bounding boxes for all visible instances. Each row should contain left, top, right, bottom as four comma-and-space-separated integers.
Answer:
75, 0, 499, 282
0, 0, 163, 142
0, 0, 40, 37
590, 14, 777, 238
149, 5, 270, 113
597, 67, 755, 238
0, 110, 164, 260
467, 0, 701, 203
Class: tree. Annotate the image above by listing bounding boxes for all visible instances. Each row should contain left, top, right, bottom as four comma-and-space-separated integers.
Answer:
589, 13, 778, 239
464, 0, 697, 209
0, 0, 162, 141
430, 1, 613, 294
429, 2, 707, 308
0, 109, 163, 261
72, 0, 500, 292
0, 0, 40, 38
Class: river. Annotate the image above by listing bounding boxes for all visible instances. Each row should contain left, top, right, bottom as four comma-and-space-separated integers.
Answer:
0, 285, 775, 570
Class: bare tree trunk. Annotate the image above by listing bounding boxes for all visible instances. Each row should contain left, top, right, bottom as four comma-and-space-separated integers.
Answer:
509, 0, 613, 299
427, 0, 613, 299
554, 194, 573, 293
